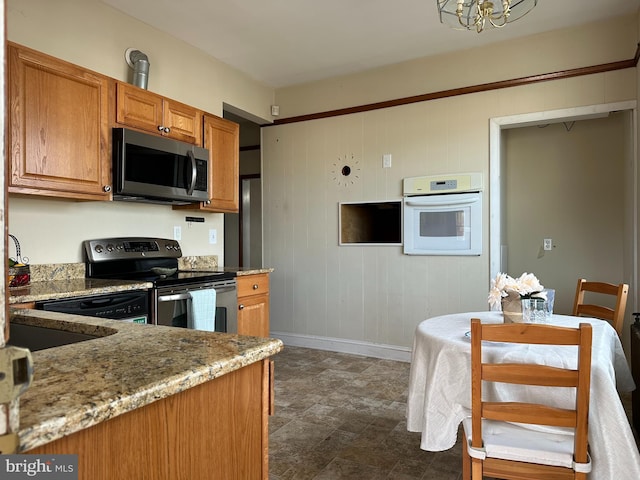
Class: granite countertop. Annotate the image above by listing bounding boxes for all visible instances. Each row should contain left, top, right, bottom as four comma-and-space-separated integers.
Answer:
10, 308, 283, 452
219, 267, 275, 276
8, 263, 273, 305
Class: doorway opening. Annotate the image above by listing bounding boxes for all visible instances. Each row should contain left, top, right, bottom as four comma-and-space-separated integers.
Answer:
223, 108, 263, 269
489, 100, 637, 342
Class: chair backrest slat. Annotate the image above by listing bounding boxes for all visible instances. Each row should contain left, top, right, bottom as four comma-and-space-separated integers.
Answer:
482, 402, 577, 427
483, 363, 579, 387
481, 322, 581, 344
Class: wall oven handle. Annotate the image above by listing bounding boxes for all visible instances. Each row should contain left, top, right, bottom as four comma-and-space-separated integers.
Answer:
186, 150, 197, 196
404, 197, 479, 207
158, 292, 193, 302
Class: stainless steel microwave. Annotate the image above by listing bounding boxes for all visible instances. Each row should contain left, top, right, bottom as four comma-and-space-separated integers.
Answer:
112, 128, 210, 205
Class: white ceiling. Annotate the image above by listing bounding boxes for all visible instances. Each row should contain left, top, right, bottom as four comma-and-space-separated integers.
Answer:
100, 0, 639, 88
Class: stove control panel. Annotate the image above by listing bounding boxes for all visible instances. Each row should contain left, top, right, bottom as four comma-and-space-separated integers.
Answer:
84, 237, 182, 262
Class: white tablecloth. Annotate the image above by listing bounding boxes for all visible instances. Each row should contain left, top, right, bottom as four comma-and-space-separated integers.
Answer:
406, 312, 640, 480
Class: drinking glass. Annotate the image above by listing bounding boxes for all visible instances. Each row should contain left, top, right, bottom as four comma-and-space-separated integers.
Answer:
522, 298, 548, 323
542, 288, 555, 320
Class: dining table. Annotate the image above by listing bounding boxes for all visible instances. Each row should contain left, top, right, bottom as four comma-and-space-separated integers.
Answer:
406, 311, 640, 480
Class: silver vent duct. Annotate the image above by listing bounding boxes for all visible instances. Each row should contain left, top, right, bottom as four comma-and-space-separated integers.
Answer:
125, 48, 150, 89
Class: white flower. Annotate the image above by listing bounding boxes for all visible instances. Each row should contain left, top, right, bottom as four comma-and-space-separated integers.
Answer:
514, 272, 544, 296
488, 272, 544, 309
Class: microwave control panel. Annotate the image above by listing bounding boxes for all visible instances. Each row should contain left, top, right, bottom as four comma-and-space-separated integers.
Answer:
403, 172, 483, 196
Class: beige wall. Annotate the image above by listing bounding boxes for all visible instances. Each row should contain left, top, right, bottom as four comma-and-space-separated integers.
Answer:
275, 15, 638, 118
6, 0, 275, 264
263, 15, 639, 353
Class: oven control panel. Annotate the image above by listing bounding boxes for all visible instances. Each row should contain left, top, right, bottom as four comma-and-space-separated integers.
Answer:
84, 237, 182, 262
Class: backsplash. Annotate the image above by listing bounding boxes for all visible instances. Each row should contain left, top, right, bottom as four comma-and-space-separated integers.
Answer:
178, 256, 218, 271
30, 263, 85, 282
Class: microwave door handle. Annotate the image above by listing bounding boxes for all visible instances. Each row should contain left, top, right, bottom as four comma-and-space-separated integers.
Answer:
405, 197, 479, 207
186, 150, 197, 196
158, 292, 192, 302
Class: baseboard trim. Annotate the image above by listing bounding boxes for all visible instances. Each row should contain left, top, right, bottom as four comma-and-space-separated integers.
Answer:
270, 331, 412, 362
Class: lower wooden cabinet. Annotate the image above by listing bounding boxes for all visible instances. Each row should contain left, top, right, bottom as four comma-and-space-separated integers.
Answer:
237, 274, 270, 337
27, 359, 274, 480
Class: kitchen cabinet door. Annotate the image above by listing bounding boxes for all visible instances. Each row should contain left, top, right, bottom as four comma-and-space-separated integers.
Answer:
116, 82, 202, 145
237, 274, 270, 337
174, 114, 239, 213
8, 43, 112, 200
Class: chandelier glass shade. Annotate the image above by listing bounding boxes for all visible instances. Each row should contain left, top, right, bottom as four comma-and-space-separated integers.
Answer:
437, 0, 538, 33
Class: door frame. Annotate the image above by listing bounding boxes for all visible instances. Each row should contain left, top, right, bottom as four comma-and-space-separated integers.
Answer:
489, 100, 637, 336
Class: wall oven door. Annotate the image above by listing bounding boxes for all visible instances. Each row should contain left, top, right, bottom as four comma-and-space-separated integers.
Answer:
153, 279, 237, 333
403, 192, 482, 255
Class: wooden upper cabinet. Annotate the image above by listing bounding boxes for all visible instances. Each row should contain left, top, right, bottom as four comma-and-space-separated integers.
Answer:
116, 82, 202, 145
7, 43, 112, 200
174, 114, 239, 213
204, 115, 240, 212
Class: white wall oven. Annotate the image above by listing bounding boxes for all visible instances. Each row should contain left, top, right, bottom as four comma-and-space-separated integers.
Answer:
403, 173, 483, 256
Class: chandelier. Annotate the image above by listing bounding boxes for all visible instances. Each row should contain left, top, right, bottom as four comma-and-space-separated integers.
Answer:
437, 0, 538, 33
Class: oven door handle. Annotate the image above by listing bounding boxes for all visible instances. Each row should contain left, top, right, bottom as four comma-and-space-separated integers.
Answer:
157, 292, 193, 302
212, 286, 236, 294
404, 197, 479, 207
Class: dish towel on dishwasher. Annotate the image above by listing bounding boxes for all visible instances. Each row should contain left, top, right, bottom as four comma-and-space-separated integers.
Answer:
189, 288, 217, 331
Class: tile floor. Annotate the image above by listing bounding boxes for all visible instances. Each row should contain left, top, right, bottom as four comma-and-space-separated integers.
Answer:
268, 345, 638, 480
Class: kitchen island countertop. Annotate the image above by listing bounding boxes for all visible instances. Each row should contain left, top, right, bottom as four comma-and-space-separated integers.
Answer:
9, 308, 283, 452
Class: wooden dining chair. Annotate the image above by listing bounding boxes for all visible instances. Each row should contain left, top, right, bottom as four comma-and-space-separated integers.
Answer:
572, 278, 628, 336
462, 318, 593, 480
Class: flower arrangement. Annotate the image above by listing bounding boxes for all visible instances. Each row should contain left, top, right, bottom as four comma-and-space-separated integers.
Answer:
488, 272, 544, 310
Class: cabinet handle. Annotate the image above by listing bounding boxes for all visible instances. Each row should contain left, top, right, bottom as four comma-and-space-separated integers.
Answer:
239, 304, 244, 310
157, 125, 164, 132
253, 284, 259, 290
164, 126, 170, 133
103, 185, 112, 192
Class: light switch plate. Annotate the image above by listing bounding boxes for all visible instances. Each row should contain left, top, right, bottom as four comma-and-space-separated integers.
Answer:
174, 226, 181, 241
209, 229, 217, 244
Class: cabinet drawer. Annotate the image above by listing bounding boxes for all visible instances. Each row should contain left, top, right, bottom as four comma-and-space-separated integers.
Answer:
237, 274, 269, 298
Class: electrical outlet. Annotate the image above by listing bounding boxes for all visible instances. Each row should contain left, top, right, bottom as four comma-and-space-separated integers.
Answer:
174, 226, 181, 241
209, 229, 217, 244
543, 238, 552, 251
383, 154, 392, 168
